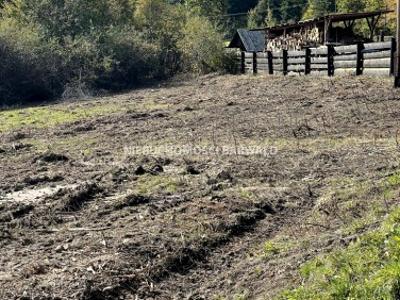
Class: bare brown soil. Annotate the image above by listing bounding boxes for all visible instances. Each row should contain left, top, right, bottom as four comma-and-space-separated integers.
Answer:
1, 74, 400, 299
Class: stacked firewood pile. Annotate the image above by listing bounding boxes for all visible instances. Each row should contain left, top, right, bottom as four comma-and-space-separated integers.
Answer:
267, 27, 322, 51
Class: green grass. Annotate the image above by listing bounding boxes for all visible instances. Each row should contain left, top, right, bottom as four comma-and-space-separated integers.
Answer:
135, 175, 184, 195
263, 240, 293, 260
0, 99, 169, 133
277, 172, 400, 300
278, 208, 400, 300
0, 103, 121, 132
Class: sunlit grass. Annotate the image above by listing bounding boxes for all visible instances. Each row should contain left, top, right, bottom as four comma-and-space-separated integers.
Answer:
0, 103, 121, 132
0, 99, 170, 133
277, 171, 400, 300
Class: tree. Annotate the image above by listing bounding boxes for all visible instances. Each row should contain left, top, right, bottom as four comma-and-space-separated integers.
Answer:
248, 0, 281, 28
303, 0, 336, 19
281, 0, 307, 23
227, 0, 258, 13
177, 14, 225, 73
336, 0, 365, 13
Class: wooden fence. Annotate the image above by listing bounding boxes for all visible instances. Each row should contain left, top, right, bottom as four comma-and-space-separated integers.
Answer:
239, 39, 396, 77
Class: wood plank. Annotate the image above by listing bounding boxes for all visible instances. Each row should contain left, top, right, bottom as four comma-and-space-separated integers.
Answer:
362, 68, 391, 76
310, 47, 328, 55
258, 65, 269, 70
311, 64, 329, 70
334, 68, 356, 75
363, 58, 391, 68
311, 57, 328, 63
363, 41, 392, 51
334, 60, 357, 68
288, 57, 306, 64
334, 54, 357, 61
256, 58, 269, 64
288, 65, 306, 72
288, 50, 306, 57
256, 52, 268, 58
334, 45, 357, 54
363, 50, 392, 59
244, 52, 254, 58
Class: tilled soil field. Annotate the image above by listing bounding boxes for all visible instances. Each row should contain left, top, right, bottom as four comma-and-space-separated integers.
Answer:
1, 74, 400, 299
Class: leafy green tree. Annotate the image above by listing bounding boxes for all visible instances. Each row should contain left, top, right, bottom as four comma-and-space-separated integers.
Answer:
336, 0, 365, 12
281, 0, 307, 22
177, 14, 225, 73
303, 0, 335, 19
185, 0, 227, 17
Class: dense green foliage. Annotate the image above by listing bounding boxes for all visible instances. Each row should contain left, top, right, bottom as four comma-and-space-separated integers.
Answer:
249, 0, 391, 27
278, 172, 400, 300
0, 0, 235, 105
280, 208, 400, 299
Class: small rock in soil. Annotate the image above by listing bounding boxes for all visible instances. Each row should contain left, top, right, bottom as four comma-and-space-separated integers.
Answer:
216, 170, 233, 182
186, 165, 200, 175
150, 165, 164, 174
134, 166, 147, 175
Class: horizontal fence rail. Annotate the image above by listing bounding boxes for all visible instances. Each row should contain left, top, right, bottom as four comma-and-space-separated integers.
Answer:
237, 39, 396, 78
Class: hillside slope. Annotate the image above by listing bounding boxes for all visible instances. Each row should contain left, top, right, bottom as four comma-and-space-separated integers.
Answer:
1, 74, 400, 299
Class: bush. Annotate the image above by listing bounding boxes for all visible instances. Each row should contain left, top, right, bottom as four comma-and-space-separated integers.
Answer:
177, 15, 226, 74
0, 18, 63, 105
220, 49, 241, 74
0, 0, 230, 106
95, 27, 162, 91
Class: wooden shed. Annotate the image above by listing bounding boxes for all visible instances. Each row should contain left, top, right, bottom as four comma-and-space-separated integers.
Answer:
259, 10, 393, 51
227, 29, 266, 52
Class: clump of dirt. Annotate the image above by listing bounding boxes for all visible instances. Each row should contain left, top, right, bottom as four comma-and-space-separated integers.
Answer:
207, 170, 234, 186
292, 123, 317, 138
3, 132, 27, 142
186, 165, 201, 175
134, 165, 147, 175
114, 194, 151, 210
216, 170, 234, 182
13, 143, 33, 151
56, 183, 102, 212
0, 203, 34, 223
0, 143, 32, 154
33, 152, 69, 164
149, 164, 164, 174
23, 174, 64, 186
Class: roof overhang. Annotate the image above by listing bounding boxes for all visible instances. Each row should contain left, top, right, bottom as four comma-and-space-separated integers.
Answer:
251, 10, 393, 33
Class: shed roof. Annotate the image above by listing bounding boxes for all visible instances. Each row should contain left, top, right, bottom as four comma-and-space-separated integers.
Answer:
228, 29, 265, 52
252, 9, 393, 33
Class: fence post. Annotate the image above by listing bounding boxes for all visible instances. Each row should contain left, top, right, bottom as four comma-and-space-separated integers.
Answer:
282, 49, 288, 75
253, 52, 257, 74
391, 37, 396, 76
305, 48, 311, 75
356, 42, 364, 76
327, 45, 335, 77
241, 51, 245, 74
267, 51, 273, 75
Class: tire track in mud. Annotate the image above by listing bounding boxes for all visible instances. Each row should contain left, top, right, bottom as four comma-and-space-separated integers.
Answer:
154, 189, 317, 299
82, 201, 277, 299
82, 188, 311, 300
